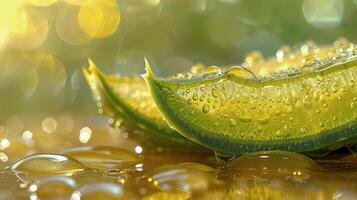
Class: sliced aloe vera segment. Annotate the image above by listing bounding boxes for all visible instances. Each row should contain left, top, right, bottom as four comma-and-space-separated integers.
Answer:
144, 53, 357, 154
83, 60, 198, 147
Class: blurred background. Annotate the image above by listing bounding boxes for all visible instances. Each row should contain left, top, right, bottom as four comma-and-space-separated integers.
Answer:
0, 0, 357, 122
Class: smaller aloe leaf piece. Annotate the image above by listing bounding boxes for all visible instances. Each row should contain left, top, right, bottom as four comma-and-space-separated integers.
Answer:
143, 42, 357, 155
83, 59, 200, 147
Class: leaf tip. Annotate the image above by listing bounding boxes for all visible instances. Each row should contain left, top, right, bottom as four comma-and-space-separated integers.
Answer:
87, 58, 98, 73
82, 67, 91, 79
142, 57, 157, 79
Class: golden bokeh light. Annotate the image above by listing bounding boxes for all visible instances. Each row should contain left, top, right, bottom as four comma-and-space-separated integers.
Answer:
78, 0, 120, 38
56, 6, 91, 45
28, 0, 58, 7
21, 51, 67, 95
63, 0, 88, 5
9, 10, 49, 50
0, 0, 26, 49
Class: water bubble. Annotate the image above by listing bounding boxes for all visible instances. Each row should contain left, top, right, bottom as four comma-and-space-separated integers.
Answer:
12, 154, 86, 175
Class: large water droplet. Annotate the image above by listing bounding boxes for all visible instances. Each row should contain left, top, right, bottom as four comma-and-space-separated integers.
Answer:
144, 163, 218, 192
228, 151, 320, 171
225, 66, 257, 80
203, 66, 222, 77
12, 154, 86, 175
60, 146, 140, 169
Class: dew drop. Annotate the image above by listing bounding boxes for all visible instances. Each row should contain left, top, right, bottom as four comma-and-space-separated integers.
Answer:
319, 122, 325, 128
192, 94, 198, 101
202, 104, 210, 113
225, 66, 257, 80
237, 111, 252, 122
257, 110, 270, 124
331, 83, 339, 93
203, 66, 222, 77
275, 93, 282, 103
211, 88, 220, 98
348, 80, 354, 87
12, 154, 86, 174
299, 128, 306, 134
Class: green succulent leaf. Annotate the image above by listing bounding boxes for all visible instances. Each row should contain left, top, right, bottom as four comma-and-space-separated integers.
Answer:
83, 59, 200, 147
144, 54, 357, 155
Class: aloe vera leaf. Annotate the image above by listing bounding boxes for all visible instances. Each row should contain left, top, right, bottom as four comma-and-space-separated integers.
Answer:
143, 53, 357, 155
83, 59, 199, 147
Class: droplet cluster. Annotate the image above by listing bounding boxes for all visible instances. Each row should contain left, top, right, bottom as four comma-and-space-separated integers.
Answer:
157, 39, 357, 145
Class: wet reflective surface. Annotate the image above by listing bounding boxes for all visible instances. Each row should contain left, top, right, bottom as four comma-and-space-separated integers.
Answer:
1, 1, 357, 199
0, 114, 356, 200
